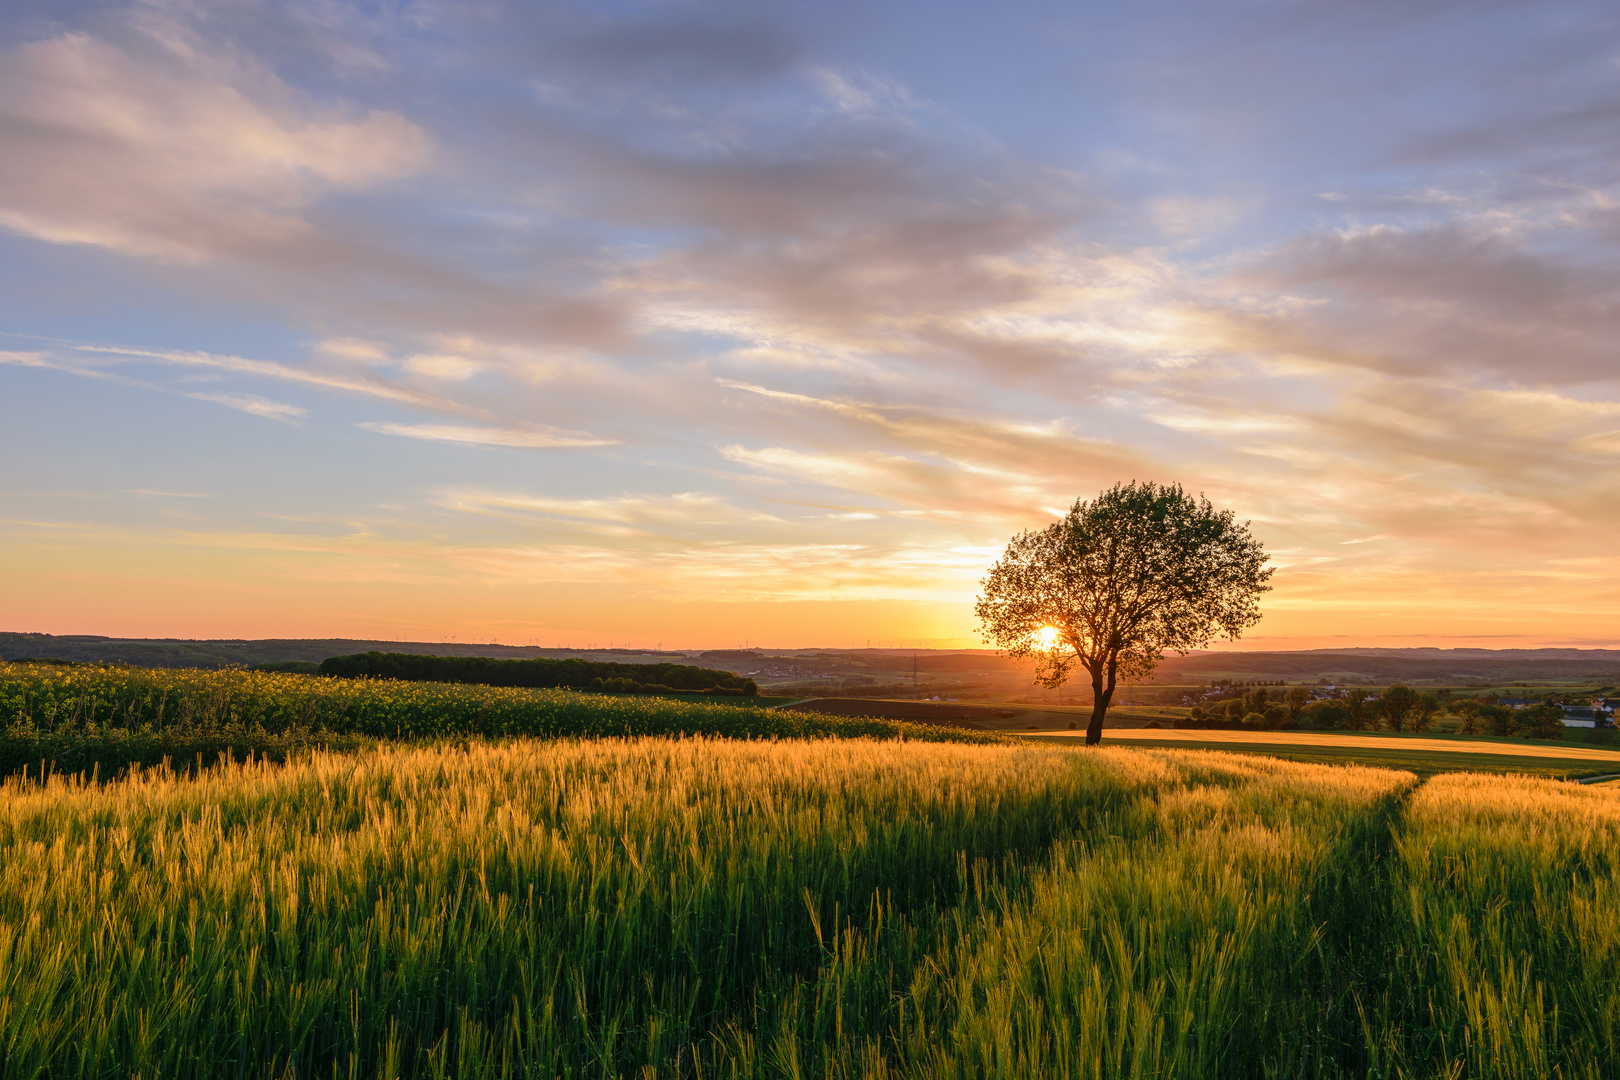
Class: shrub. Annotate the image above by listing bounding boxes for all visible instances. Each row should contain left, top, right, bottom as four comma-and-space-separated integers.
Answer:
1241, 711, 1267, 731
1263, 704, 1293, 730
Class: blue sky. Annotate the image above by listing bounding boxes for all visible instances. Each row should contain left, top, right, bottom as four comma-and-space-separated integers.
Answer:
3, 0, 1618, 648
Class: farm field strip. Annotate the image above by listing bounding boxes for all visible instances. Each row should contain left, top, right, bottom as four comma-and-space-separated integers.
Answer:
1108, 745, 1619, 780
0, 661, 951, 741
0, 662, 1002, 778
1060, 726, 1620, 761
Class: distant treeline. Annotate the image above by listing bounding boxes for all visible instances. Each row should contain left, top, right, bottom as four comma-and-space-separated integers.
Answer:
1162, 650, 1620, 683
317, 652, 758, 696
0, 633, 691, 672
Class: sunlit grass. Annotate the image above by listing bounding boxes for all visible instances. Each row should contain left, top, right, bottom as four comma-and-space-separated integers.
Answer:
0, 738, 1429, 1078
0, 739, 1129, 1077
1078, 728, 1620, 758
1360, 773, 1620, 1078
1088, 727, 1620, 779
6, 703, 1620, 1079
808, 752, 1414, 1078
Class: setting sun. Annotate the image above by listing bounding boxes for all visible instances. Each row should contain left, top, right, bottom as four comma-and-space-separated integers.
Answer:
1034, 626, 1062, 650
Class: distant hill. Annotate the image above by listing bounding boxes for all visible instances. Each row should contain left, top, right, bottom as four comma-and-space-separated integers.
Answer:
4, 633, 1618, 687
1153, 648, 1620, 684
0, 633, 683, 670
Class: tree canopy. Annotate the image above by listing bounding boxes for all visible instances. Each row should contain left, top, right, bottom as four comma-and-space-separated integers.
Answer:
975, 481, 1272, 744
1379, 684, 1422, 732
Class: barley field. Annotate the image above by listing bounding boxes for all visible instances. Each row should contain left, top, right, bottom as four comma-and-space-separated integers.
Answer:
1, 732, 1616, 1078
1361, 773, 1620, 1078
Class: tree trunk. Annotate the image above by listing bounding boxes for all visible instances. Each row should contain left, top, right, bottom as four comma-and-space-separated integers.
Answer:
1086, 666, 1116, 746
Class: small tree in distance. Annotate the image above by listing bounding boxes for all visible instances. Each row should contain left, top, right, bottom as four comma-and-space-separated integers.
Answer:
1480, 703, 1516, 736
1411, 693, 1441, 732
1345, 689, 1372, 731
1380, 683, 1421, 732
1522, 703, 1567, 740
1304, 699, 1350, 730
975, 481, 1273, 746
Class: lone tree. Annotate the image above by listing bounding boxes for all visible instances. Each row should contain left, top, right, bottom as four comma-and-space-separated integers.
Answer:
975, 481, 1272, 745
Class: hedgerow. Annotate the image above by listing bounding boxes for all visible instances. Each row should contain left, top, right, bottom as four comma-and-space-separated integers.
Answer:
316, 651, 758, 694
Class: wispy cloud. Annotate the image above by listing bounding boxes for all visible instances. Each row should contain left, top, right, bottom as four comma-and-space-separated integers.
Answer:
0, 28, 431, 262
74, 344, 459, 409
187, 392, 307, 423
357, 422, 616, 449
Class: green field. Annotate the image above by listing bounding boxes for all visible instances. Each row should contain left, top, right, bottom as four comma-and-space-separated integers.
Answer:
0, 662, 993, 778
3, 734, 1620, 1077
6, 663, 1620, 1077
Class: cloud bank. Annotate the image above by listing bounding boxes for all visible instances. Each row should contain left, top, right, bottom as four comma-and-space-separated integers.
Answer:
2, 0, 1617, 645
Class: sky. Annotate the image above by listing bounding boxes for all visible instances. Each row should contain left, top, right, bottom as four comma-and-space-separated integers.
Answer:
2, 0, 1618, 650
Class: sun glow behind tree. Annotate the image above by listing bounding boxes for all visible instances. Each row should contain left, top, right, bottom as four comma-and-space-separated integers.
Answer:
978, 481, 1272, 744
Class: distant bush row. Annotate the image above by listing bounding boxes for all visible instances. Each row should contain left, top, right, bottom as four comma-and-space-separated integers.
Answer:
1180, 683, 1585, 740
317, 652, 758, 696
